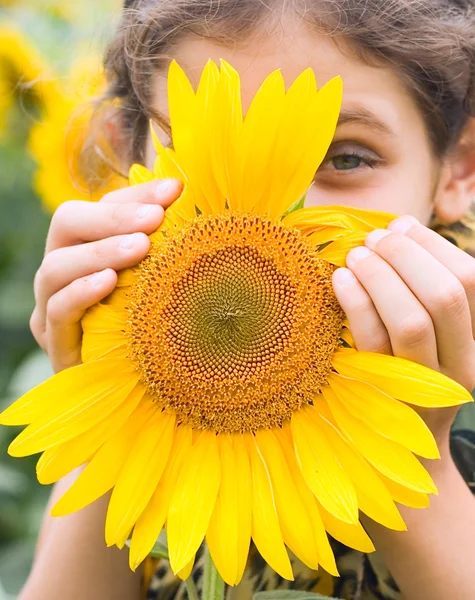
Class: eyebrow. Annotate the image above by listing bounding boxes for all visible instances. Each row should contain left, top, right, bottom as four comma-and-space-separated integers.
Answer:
337, 107, 394, 136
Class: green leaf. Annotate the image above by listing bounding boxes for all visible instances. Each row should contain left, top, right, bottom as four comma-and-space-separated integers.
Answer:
202, 544, 225, 600
282, 187, 310, 218
253, 592, 342, 600
149, 530, 169, 559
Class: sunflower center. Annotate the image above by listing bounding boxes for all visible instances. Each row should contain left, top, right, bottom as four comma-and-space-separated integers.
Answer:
126, 212, 344, 433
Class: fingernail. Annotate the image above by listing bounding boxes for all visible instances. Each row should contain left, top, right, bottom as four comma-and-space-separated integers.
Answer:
136, 204, 160, 219
388, 215, 419, 234
346, 246, 373, 265
156, 179, 176, 196
91, 270, 108, 287
365, 229, 391, 249
333, 268, 357, 287
120, 233, 141, 250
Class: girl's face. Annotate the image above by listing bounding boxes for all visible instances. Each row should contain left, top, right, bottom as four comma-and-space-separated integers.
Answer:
146, 19, 469, 225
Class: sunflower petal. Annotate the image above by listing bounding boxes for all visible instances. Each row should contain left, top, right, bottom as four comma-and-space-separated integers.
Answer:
246, 433, 294, 581
232, 434, 253, 585
318, 231, 368, 266
207, 435, 242, 585
238, 70, 286, 213
319, 504, 375, 553
311, 401, 406, 531
105, 411, 176, 547
6, 360, 139, 456
275, 425, 339, 576
129, 163, 154, 185
333, 348, 473, 407
0, 358, 126, 427
283, 205, 394, 235
291, 407, 359, 524
322, 387, 437, 494
379, 473, 430, 509
129, 425, 193, 571
256, 428, 319, 569
167, 430, 221, 574
328, 373, 439, 459
51, 404, 154, 516
36, 385, 145, 485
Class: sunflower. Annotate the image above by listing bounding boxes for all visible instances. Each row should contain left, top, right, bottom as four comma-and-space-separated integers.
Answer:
1, 60, 471, 586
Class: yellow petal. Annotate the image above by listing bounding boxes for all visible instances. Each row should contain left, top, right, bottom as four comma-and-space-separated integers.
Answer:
210, 60, 242, 209
318, 231, 368, 267
167, 60, 196, 158
7, 361, 140, 456
129, 163, 154, 185
291, 407, 359, 524
379, 473, 430, 509
81, 303, 127, 363
328, 373, 439, 459
167, 430, 221, 574
36, 385, 145, 485
256, 429, 319, 569
318, 504, 375, 553
177, 555, 195, 580
105, 411, 176, 547
311, 401, 406, 531
129, 425, 193, 571
232, 434, 253, 585
283, 205, 395, 234
51, 404, 154, 516
246, 434, 294, 581
322, 387, 437, 494
193, 60, 226, 214
116, 269, 136, 288
238, 70, 286, 213
0, 358, 126, 426
267, 75, 343, 218
333, 348, 473, 407
207, 435, 242, 585
275, 425, 339, 576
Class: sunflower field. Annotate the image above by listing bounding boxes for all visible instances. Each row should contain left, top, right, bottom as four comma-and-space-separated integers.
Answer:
0, 1, 120, 595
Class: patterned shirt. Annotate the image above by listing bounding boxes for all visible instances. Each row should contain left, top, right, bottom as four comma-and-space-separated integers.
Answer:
143, 205, 475, 600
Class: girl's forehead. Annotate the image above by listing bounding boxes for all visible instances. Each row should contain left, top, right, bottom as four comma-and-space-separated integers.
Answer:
156, 22, 404, 108
151, 23, 426, 143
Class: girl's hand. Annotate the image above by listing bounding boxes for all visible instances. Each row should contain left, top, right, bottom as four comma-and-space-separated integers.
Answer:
30, 179, 183, 374
332, 215, 475, 446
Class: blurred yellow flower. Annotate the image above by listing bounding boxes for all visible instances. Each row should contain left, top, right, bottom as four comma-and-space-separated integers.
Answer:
28, 52, 126, 212
1, 25, 126, 211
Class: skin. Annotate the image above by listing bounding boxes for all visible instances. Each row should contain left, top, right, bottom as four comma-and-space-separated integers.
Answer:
21, 17, 475, 600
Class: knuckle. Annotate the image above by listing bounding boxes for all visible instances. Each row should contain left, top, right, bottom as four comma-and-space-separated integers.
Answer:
457, 265, 475, 295
434, 281, 467, 315
46, 294, 65, 326
50, 200, 80, 228
365, 330, 391, 354
395, 312, 433, 346
38, 250, 60, 284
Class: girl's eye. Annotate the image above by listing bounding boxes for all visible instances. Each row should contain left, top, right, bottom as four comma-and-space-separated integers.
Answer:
331, 154, 366, 171
319, 144, 382, 175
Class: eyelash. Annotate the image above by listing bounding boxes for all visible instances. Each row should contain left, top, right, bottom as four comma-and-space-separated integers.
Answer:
321, 145, 382, 174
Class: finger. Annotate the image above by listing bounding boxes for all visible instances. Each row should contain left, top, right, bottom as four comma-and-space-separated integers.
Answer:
365, 228, 473, 375
100, 178, 181, 206
332, 268, 392, 354
46, 201, 163, 253
45, 179, 182, 253
46, 268, 117, 373
346, 246, 439, 369
388, 215, 475, 337
35, 232, 150, 331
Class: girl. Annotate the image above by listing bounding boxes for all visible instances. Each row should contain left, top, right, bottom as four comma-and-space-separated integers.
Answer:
18, 0, 475, 599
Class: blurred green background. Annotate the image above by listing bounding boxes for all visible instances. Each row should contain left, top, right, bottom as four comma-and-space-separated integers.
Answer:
0, 1, 120, 596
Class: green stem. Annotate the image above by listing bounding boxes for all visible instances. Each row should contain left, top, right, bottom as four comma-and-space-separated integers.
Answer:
202, 543, 225, 600
185, 577, 200, 600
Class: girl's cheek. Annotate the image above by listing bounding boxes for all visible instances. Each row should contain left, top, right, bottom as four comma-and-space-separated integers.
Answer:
308, 170, 434, 222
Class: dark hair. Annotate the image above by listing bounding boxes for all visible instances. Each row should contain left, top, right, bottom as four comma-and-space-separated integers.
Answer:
78, 0, 475, 192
